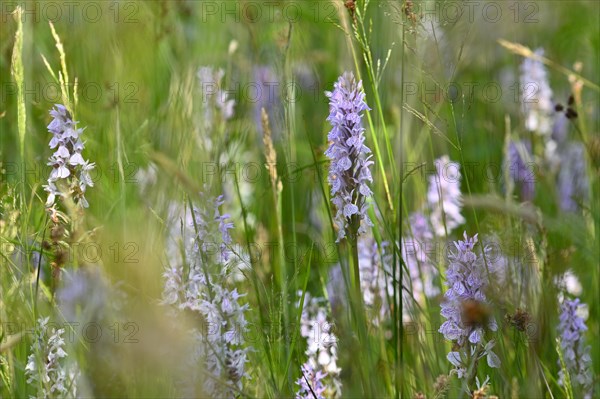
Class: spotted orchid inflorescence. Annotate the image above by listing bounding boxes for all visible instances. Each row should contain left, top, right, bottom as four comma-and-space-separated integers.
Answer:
558, 298, 593, 399
399, 157, 464, 310
520, 48, 554, 136
25, 317, 79, 398
507, 140, 536, 202
296, 363, 327, 399
161, 191, 250, 397
197, 66, 235, 128
43, 104, 95, 208
358, 235, 395, 325
296, 293, 342, 398
325, 72, 373, 242
557, 143, 589, 212
427, 156, 465, 237
519, 48, 563, 170
439, 233, 500, 379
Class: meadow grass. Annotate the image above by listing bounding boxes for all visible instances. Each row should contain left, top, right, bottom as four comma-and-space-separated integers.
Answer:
0, 1, 599, 398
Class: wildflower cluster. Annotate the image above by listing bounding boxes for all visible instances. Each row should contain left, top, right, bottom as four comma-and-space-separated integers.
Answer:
556, 270, 583, 297
401, 156, 463, 308
254, 66, 281, 135
558, 298, 593, 399
512, 49, 589, 210
297, 363, 328, 399
439, 233, 500, 378
427, 156, 465, 237
296, 293, 342, 398
197, 66, 235, 128
325, 72, 373, 242
557, 143, 589, 212
520, 48, 554, 136
25, 317, 79, 398
358, 235, 394, 325
402, 212, 439, 303
162, 192, 250, 397
43, 104, 94, 208
506, 140, 535, 202
506, 49, 589, 216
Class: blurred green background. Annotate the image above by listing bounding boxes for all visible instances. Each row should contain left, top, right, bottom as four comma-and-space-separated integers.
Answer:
1, 1, 598, 398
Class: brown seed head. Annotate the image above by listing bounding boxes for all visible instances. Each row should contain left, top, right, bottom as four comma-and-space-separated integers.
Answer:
506, 308, 532, 332
472, 384, 489, 399
50, 224, 65, 242
261, 108, 280, 193
433, 374, 450, 395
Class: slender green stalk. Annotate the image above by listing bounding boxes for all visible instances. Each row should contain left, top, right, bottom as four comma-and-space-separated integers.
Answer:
281, 244, 313, 388
233, 172, 278, 393
336, 1, 394, 213
347, 219, 373, 396
354, 3, 397, 186
262, 113, 290, 388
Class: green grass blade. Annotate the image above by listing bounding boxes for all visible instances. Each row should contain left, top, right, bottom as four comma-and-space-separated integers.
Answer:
10, 6, 26, 161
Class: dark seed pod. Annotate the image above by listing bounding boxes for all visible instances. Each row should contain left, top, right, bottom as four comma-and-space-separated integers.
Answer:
565, 108, 578, 119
